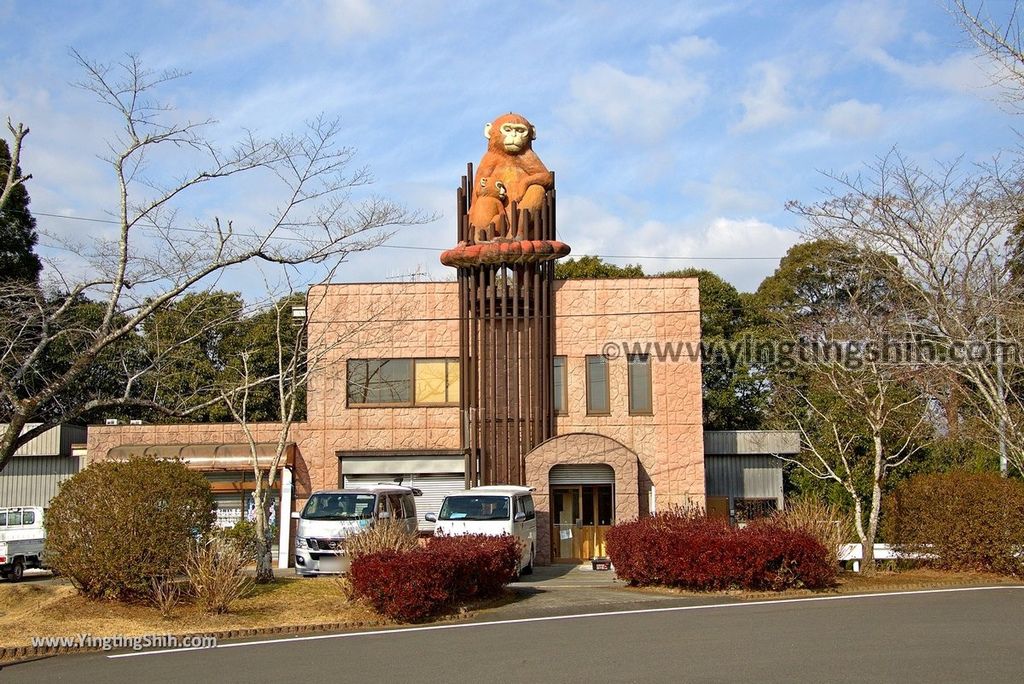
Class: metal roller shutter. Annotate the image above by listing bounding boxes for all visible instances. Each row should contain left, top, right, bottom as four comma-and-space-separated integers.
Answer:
343, 473, 464, 532
549, 464, 615, 485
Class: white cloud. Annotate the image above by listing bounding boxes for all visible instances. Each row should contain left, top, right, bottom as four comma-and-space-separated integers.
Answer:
556, 195, 800, 291
733, 62, 796, 133
559, 62, 707, 144
872, 51, 992, 94
557, 35, 714, 144
681, 175, 775, 216
321, 0, 386, 40
833, 0, 905, 52
829, 1, 989, 95
649, 35, 719, 67
823, 99, 884, 138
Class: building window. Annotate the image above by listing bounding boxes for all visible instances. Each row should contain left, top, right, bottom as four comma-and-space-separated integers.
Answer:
553, 356, 568, 415
585, 355, 610, 415
347, 358, 459, 406
628, 354, 653, 415
414, 359, 460, 405
734, 498, 778, 523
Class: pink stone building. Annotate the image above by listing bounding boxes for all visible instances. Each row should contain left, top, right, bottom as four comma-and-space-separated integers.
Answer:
86, 276, 705, 566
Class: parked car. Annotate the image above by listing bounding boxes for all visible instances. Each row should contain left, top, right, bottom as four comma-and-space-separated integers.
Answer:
0, 506, 47, 582
426, 485, 537, 574
292, 484, 421, 576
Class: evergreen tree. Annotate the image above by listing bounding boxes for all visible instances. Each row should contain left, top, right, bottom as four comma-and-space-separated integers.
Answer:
0, 139, 42, 283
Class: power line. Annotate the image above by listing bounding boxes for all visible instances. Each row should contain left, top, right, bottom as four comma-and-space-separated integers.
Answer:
29, 209, 786, 261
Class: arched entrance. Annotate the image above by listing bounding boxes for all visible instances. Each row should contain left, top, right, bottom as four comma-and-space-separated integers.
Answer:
550, 464, 615, 561
525, 433, 640, 565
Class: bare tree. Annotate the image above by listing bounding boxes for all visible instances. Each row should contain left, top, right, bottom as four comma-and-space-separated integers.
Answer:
952, 1, 1024, 108
789, 149, 1024, 476
218, 283, 410, 582
0, 52, 428, 473
0, 119, 31, 212
769, 256, 931, 574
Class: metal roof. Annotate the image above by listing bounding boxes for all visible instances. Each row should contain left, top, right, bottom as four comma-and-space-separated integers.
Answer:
703, 430, 800, 455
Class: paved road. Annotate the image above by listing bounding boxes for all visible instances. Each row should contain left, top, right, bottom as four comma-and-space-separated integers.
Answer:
5, 586, 1022, 683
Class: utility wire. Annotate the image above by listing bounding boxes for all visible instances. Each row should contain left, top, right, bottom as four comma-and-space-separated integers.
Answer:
28, 209, 785, 261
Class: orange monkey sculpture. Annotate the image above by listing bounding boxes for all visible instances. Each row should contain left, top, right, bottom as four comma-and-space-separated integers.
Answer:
468, 176, 509, 242
468, 113, 553, 242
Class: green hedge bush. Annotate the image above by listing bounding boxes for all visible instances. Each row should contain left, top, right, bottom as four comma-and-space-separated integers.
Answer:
884, 472, 1024, 575
46, 457, 214, 600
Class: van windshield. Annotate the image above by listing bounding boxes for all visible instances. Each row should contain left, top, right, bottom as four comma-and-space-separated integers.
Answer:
439, 495, 510, 521
301, 493, 376, 521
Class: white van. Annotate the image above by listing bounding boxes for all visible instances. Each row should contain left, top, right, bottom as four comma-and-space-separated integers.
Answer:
426, 486, 537, 575
292, 484, 420, 576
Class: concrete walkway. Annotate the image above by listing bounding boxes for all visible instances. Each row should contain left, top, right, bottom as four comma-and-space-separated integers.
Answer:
491, 563, 685, 619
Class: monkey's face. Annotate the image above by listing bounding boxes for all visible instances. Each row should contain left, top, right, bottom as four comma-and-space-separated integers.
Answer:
498, 123, 531, 153
484, 114, 536, 155
478, 177, 507, 200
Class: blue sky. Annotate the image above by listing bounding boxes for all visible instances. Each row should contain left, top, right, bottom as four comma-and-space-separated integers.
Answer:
0, 0, 1018, 295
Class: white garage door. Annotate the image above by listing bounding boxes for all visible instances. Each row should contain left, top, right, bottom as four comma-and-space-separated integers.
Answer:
342, 473, 465, 532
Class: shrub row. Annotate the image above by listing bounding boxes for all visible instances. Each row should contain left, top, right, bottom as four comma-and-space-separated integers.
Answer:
884, 472, 1024, 576
606, 511, 836, 591
348, 534, 520, 621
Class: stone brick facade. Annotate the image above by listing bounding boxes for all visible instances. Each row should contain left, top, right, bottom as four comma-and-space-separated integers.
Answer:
86, 277, 705, 564
525, 432, 641, 564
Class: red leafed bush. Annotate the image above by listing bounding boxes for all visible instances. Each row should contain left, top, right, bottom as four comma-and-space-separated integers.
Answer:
348, 534, 520, 622
606, 510, 836, 591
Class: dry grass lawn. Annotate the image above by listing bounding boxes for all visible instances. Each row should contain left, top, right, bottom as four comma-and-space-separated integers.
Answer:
629, 568, 1022, 600
0, 576, 386, 648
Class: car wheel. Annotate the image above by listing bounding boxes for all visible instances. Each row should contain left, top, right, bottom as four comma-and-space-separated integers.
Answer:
10, 559, 24, 582
521, 547, 534, 576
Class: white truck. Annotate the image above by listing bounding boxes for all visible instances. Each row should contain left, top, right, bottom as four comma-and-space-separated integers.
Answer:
0, 506, 47, 582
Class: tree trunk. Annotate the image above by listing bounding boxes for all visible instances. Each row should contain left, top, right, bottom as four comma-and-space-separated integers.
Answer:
850, 495, 874, 575
0, 412, 30, 474
861, 433, 886, 576
252, 475, 275, 583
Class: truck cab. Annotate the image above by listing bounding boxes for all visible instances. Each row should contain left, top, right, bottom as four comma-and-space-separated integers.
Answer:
0, 506, 47, 582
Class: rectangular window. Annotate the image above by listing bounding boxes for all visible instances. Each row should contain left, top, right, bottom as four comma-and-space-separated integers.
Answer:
586, 355, 609, 415
523, 495, 535, 520
414, 359, 459, 405
734, 498, 778, 523
553, 356, 568, 415
347, 359, 412, 405
347, 358, 458, 406
628, 354, 653, 415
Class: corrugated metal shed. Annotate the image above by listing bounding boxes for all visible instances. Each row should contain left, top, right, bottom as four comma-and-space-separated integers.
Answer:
1, 423, 86, 507
0, 454, 83, 506
703, 430, 800, 455
703, 430, 800, 516
705, 455, 784, 501
9, 424, 88, 457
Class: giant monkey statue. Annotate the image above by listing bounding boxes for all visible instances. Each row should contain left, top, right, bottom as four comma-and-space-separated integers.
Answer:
468, 113, 553, 242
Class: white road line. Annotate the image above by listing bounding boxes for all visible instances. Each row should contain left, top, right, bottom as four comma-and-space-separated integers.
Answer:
107, 585, 1024, 660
